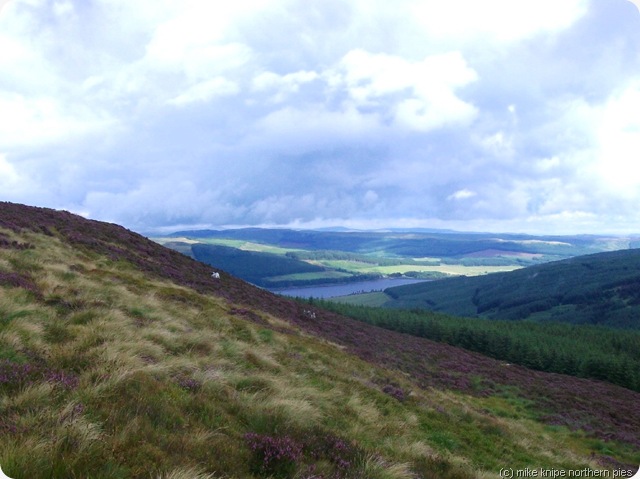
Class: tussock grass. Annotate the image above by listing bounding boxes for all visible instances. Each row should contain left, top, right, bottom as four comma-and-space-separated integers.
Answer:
0, 223, 634, 478
357, 454, 417, 479
156, 466, 221, 479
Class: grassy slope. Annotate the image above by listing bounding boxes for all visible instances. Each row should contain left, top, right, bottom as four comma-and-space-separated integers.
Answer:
382, 249, 640, 329
1, 203, 639, 478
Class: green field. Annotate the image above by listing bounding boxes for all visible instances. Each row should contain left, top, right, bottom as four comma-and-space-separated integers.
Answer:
321, 261, 522, 276
157, 237, 304, 256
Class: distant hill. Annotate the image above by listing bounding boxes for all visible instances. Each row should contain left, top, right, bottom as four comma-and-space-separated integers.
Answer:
383, 249, 640, 329
170, 227, 634, 260
160, 227, 640, 289
2, 202, 638, 477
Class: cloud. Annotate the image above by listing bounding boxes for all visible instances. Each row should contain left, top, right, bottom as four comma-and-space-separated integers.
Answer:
252, 70, 320, 103
410, 0, 588, 42
592, 82, 640, 196
169, 77, 239, 106
255, 104, 381, 148
0, 153, 19, 186
0, 91, 114, 150
0, 0, 639, 234
335, 50, 478, 131
448, 189, 477, 201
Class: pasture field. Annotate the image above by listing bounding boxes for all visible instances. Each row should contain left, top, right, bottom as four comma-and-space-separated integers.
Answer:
320, 260, 522, 276
165, 237, 304, 256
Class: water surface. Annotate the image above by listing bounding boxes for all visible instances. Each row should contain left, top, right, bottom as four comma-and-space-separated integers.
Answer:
270, 278, 429, 299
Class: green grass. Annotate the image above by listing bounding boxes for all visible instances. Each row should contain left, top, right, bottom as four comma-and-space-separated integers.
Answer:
0, 225, 632, 478
194, 238, 302, 256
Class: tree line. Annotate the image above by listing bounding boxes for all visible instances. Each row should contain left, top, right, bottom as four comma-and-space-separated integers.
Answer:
310, 300, 640, 392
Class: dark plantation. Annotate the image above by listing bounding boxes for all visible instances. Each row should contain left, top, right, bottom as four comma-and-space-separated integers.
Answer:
383, 249, 640, 329
191, 243, 326, 287
312, 300, 640, 392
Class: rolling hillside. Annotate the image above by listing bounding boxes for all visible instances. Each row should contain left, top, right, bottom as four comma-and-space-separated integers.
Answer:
168, 228, 635, 260
1, 202, 639, 478
382, 249, 640, 329
157, 228, 640, 289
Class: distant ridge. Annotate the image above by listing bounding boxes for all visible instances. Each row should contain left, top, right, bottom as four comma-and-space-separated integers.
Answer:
383, 248, 640, 328
167, 226, 633, 258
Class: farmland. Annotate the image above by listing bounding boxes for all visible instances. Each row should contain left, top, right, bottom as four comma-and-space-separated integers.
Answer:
153, 228, 634, 289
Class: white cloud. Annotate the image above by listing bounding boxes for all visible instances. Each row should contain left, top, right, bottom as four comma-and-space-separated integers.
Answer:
252, 70, 319, 102
169, 77, 239, 106
448, 189, 476, 201
52, 0, 74, 18
335, 49, 478, 131
0, 92, 112, 148
410, 0, 588, 42
479, 132, 514, 160
593, 82, 640, 196
0, 153, 19, 185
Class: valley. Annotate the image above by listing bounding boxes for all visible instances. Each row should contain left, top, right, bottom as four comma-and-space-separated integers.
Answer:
153, 229, 637, 290
0, 203, 638, 478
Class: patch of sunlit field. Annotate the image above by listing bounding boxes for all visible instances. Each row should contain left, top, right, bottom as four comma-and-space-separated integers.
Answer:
317, 259, 522, 276
193, 238, 306, 256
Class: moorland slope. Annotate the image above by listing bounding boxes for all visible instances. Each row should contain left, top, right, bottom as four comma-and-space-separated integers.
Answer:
0, 202, 639, 478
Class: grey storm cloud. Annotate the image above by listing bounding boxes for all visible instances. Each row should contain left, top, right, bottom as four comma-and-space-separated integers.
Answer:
0, 0, 639, 234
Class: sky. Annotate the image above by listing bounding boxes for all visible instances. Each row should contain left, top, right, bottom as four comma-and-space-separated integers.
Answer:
0, 0, 639, 235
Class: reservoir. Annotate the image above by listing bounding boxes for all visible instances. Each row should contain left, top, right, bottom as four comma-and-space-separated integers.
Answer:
270, 278, 429, 299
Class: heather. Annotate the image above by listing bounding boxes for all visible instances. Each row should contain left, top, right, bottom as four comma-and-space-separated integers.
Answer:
314, 300, 640, 392
0, 202, 638, 478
